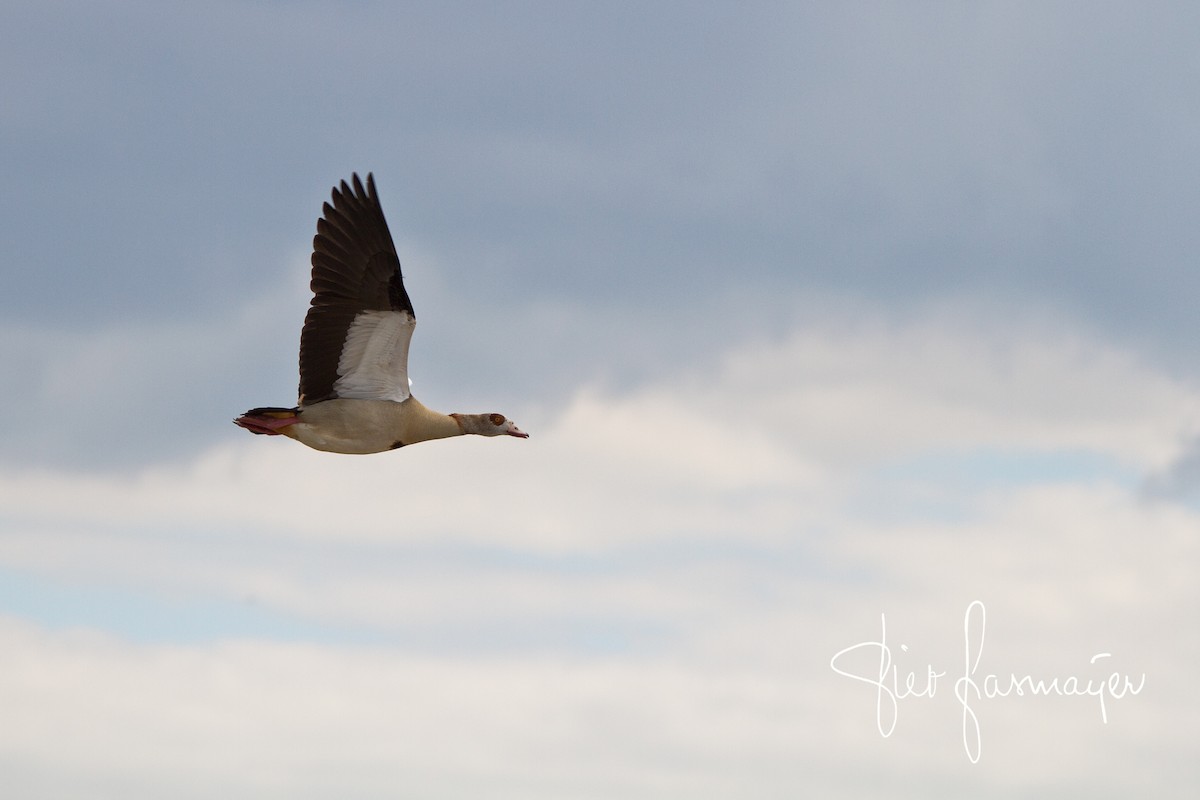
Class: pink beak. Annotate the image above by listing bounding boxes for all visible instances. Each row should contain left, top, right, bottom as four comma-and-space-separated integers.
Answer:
507, 425, 529, 439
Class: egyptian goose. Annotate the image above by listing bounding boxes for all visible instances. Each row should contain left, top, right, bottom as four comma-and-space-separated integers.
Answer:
234, 173, 528, 453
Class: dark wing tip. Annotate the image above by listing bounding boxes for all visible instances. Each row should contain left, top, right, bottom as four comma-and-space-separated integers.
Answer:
328, 172, 381, 215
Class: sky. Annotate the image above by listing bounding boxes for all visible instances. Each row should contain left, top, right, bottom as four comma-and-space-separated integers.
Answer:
1, 1, 1197, 797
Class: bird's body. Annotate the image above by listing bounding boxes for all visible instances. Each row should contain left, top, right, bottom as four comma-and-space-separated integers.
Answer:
234, 174, 527, 453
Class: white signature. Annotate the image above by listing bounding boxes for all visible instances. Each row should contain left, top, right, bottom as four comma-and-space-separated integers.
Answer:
829, 600, 1146, 762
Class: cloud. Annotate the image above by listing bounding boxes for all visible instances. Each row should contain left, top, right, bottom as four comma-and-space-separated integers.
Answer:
8, 2, 1200, 367
0, 618, 868, 799
0, 252, 313, 468
1142, 434, 1200, 501
4, 3, 1200, 796
7, 302, 1193, 545
1, 307, 1196, 796
0, 479, 1191, 798
2, 309, 1195, 649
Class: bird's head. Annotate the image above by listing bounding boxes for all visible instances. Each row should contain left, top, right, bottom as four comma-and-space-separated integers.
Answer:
452, 412, 529, 438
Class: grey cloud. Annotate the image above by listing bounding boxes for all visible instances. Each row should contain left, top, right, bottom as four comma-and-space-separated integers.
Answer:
4, 1, 1200, 469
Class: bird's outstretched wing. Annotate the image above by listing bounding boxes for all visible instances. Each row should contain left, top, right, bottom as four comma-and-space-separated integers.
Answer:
298, 173, 416, 406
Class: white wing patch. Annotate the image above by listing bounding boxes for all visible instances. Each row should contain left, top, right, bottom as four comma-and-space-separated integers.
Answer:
333, 309, 416, 402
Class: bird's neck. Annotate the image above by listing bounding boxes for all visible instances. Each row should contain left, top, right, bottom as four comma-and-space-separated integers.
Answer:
401, 397, 464, 442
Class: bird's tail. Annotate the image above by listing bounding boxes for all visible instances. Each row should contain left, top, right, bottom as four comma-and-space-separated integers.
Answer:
233, 407, 299, 435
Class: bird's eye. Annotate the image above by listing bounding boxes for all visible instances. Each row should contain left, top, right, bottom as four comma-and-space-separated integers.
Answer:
489, 413, 506, 426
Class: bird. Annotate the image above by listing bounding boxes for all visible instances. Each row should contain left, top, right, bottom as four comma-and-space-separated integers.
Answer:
234, 173, 528, 453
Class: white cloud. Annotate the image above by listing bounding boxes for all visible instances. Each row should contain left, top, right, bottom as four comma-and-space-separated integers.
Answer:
0, 309, 1196, 797
6, 302, 1195, 544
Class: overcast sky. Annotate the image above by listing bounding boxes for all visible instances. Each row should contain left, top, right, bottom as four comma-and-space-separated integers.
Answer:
1, 2, 1197, 797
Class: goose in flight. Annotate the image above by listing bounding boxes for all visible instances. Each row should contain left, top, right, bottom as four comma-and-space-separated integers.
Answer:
234, 173, 528, 453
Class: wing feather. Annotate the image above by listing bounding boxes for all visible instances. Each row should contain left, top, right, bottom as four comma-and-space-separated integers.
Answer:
298, 174, 416, 405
